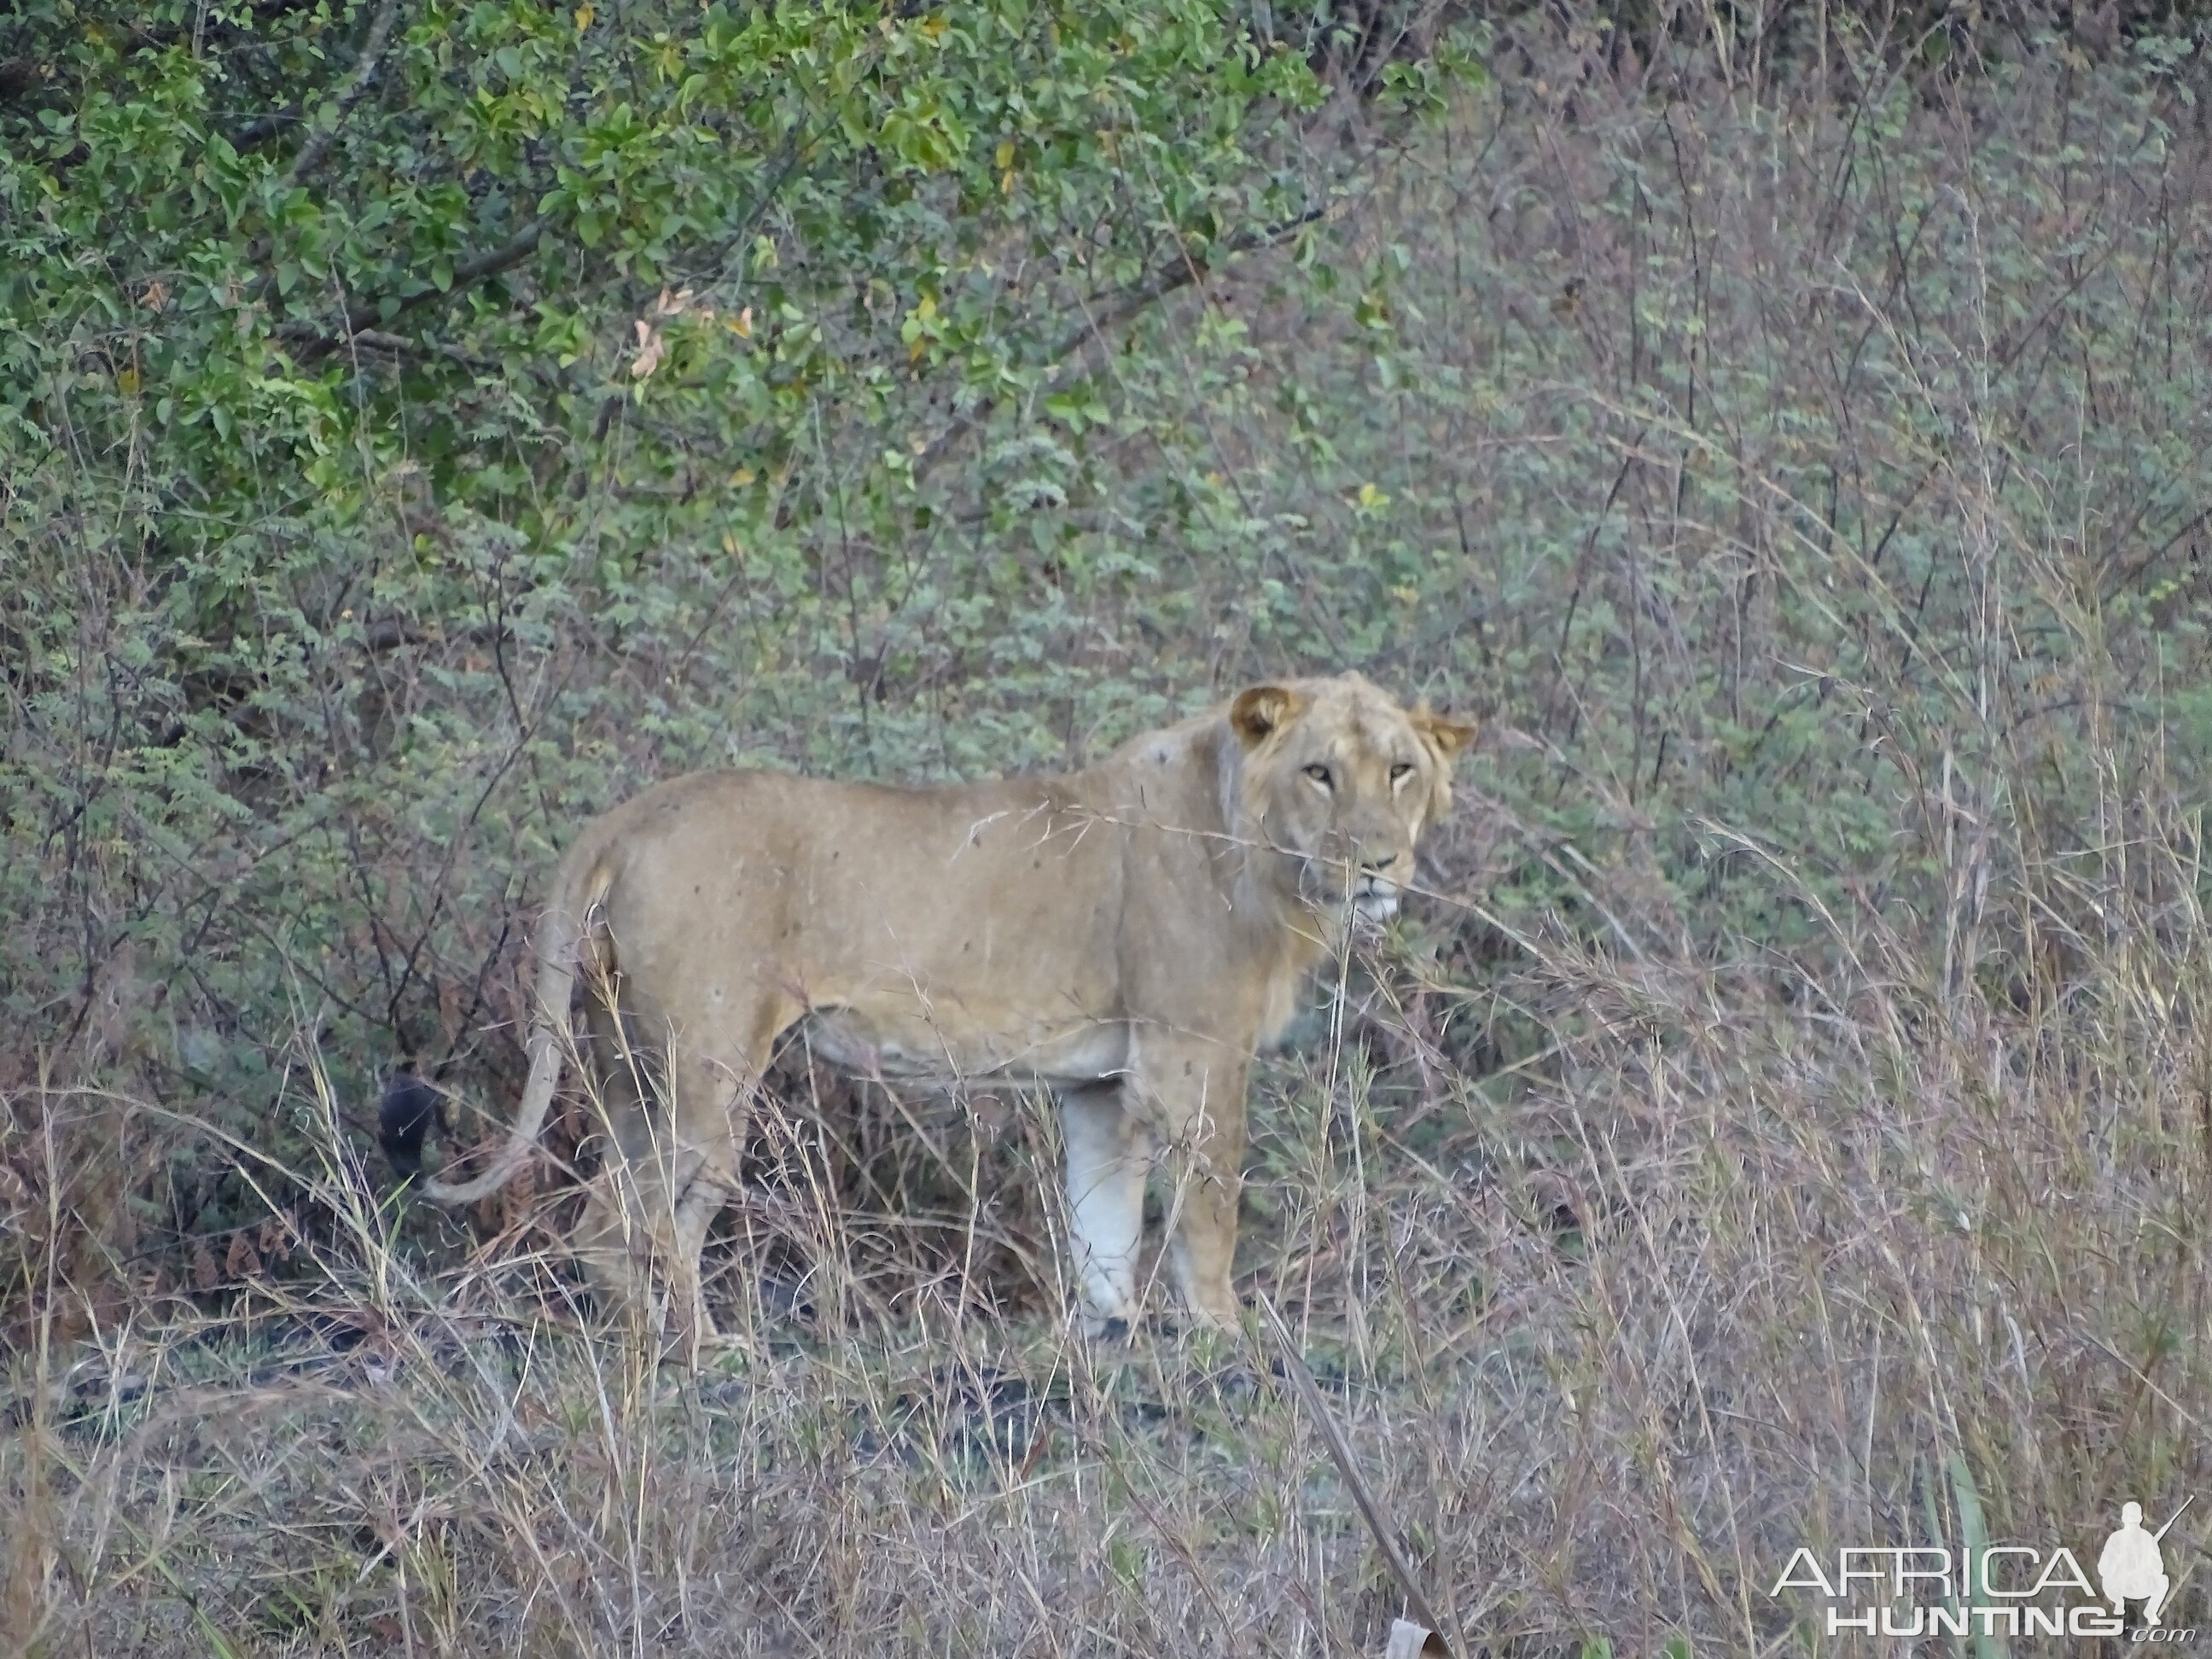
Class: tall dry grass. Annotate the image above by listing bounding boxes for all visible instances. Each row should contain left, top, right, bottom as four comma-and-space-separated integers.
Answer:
8, 15, 2212, 1656
4, 803, 2206, 1652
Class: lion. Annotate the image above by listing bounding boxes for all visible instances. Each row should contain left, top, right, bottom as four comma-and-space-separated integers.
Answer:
384, 672, 1474, 1344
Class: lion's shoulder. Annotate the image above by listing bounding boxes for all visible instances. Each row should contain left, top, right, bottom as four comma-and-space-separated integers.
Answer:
1103, 706, 1226, 771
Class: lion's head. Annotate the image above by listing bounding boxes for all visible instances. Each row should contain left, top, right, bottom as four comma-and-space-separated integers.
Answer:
1229, 672, 1476, 922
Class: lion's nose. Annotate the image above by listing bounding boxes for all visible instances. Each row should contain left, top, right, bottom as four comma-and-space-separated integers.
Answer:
1359, 852, 1400, 876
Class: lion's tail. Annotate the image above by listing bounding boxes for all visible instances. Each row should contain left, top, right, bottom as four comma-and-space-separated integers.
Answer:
420, 851, 613, 1206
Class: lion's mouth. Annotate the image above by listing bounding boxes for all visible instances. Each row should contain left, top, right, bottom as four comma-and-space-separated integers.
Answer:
1289, 855, 1403, 923
1352, 877, 1400, 923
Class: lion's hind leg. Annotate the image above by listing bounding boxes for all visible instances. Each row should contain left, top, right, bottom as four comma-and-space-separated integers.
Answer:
647, 1032, 775, 1356
569, 999, 665, 1335
567, 997, 731, 1348
573, 1167, 653, 1329
572, 976, 784, 1358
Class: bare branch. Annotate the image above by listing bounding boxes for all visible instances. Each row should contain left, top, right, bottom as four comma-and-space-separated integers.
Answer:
280, 0, 405, 191
342, 328, 496, 370
913, 200, 1334, 483
280, 215, 550, 361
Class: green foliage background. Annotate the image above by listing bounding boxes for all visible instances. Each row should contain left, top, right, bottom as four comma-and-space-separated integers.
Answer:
2, 0, 1365, 1247
6, 0, 2212, 1295
11, 6, 2212, 1650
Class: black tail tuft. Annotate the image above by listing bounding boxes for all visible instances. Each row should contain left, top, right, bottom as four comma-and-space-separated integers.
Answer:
378, 1068, 445, 1181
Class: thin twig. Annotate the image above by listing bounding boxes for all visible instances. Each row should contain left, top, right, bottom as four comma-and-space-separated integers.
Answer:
1258, 1294, 1459, 1657
913, 201, 1335, 484
281, 215, 550, 360
278, 0, 405, 192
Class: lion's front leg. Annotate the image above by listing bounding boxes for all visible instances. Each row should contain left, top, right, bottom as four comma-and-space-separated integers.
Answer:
1165, 1176, 1241, 1327
1134, 1043, 1249, 1330
1060, 1081, 1145, 1335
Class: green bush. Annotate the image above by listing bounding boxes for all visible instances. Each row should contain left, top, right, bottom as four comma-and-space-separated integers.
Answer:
0, 0, 1385, 1266
7, 0, 2212, 1308
9, 5, 2212, 1651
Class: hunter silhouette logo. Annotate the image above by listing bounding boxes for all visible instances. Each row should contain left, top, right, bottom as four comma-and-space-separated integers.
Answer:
1770, 1496, 2199, 1640
2101, 1499, 2192, 1627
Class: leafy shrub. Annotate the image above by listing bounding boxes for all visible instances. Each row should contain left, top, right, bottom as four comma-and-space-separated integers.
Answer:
8, 4, 2212, 1651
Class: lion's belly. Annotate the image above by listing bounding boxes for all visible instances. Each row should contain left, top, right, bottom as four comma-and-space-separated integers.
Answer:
796, 1003, 1128, 1088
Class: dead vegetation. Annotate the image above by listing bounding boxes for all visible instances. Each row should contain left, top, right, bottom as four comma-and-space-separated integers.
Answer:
9, 11, 2212, 1654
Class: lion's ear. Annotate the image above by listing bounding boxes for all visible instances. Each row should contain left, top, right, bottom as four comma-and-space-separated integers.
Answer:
1230, 684, 1307, 748
1413, 706, 1479, 760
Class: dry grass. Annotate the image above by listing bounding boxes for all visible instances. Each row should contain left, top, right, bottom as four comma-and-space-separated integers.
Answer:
4, 817, 2209, 1654
9, 16, 2212, 1656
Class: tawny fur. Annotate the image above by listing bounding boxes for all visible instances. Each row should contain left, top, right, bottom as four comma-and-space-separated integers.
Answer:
418, 672, 1474, 1344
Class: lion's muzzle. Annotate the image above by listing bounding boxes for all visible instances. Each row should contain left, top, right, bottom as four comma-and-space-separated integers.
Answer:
1353, 875, 1402, 921
1350, 852, 1409, 922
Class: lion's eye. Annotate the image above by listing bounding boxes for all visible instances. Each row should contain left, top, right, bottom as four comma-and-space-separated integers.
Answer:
1303, 765, 1333, 789
1389, 762, 1415, 783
